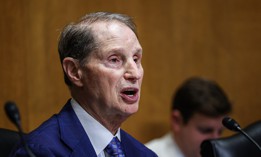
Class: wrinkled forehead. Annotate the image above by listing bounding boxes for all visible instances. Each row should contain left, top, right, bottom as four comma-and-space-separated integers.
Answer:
90, 21, 134, 39
85, 21, 141, 58
91, 21, 139, 49
189, 113, 224, 126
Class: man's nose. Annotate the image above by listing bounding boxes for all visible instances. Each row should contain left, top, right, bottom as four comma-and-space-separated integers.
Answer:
210, 132, 221, 139
124, 60, 143, 81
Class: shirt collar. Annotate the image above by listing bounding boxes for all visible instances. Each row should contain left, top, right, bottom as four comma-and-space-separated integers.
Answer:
71, 98, 121, 156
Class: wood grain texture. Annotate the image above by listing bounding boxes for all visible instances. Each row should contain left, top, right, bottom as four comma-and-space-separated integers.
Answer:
1, 0, 260, 143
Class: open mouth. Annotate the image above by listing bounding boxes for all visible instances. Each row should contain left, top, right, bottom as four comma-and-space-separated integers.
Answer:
122, 90, 137, 96
120, 88, 139, 103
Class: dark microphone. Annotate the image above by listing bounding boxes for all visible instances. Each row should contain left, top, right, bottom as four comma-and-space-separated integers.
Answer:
222, 116, 261, 151
222, 116, 241, 132
4, 101, 36, 157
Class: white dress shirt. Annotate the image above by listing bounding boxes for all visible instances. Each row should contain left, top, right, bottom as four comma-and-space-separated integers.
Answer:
71, 98, 121, 157
145, 132, 184, 157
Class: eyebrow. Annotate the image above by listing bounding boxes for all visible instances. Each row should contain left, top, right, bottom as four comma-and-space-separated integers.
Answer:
133, 47, 143, 54
107, 47, 142, 55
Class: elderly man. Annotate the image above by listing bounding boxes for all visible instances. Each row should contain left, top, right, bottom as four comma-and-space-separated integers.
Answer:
10, 12, 157, 157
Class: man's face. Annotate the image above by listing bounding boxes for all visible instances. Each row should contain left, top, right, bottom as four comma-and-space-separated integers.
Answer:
80, 21, 143, 118
173, 112, 225, 157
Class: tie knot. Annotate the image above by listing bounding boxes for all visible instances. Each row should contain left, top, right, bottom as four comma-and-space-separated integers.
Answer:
105, 137, 125, 157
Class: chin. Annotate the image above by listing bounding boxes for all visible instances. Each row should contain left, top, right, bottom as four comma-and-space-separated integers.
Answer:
125, 104, 139, 115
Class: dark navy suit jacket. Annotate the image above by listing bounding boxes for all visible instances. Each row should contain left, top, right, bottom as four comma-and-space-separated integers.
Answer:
10, 100, 157, 157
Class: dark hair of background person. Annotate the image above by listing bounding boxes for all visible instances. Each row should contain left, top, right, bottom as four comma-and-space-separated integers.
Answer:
172, 77, 232, 124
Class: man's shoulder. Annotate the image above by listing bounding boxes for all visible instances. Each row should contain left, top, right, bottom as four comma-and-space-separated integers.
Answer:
145, 132, 173, 154
26, 114, 60, 143
145, 132, 172, 146
9, 114, 66, 157
145, 132, 184, 157
27, 100, 74, 144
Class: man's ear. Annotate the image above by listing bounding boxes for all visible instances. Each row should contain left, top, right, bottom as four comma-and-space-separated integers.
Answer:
62, 57, 83, 87
171, 110, 184, 132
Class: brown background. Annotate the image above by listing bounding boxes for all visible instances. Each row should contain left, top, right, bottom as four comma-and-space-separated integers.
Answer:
1, 0, 261, 143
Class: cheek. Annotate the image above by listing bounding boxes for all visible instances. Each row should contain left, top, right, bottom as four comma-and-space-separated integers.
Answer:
93, 66, 120, 82
138, 69, 144, 85
107, 71, 122, 86
82, 68, 111, 93
193, 131, 213, 146
184, 126, 207, 142
186, 133, 206, 149
140, 67, 144, 77
100, 71, 123, 96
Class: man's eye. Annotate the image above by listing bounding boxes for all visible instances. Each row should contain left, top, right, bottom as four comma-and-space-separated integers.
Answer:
133, 56, 140, 63
110, 58, 119, 63
109, 55, 121, 63
197, 127, 213, 134
107, 56, 122, 68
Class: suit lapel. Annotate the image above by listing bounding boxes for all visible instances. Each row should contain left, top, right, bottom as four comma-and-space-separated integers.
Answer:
69, 138, 97, 157
121, 130, 142, 157
58, 100, 96, 156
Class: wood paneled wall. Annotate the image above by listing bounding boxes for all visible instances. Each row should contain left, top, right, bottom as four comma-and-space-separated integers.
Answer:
1, 0, 261, 143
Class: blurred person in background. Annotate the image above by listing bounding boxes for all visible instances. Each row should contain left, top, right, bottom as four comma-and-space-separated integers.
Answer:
146, 77, 232, 157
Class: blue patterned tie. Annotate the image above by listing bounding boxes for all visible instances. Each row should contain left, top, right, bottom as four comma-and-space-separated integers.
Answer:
105, 137, 125, 157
